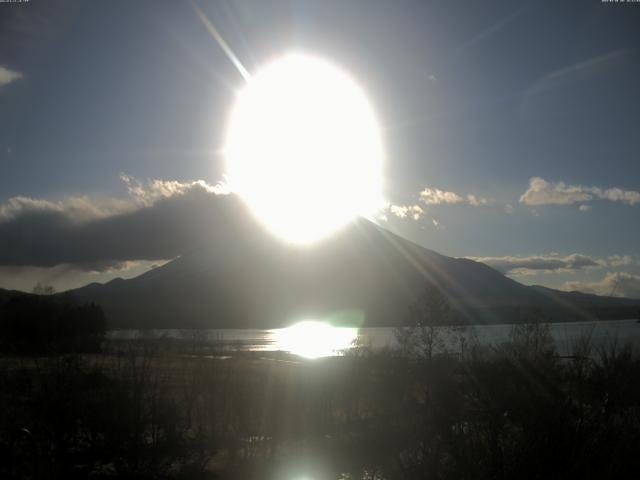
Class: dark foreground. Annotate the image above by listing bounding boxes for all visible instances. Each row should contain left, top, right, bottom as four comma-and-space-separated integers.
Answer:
1, 323, 640, 480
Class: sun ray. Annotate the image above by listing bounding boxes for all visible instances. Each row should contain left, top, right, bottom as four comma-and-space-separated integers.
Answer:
190, 1, 251, 81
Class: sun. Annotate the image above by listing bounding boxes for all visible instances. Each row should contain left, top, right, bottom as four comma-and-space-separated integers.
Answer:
223, 53, 384, 244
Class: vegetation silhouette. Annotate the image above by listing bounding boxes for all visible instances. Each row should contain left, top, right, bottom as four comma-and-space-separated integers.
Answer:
0, 286, 106, 354
0, 288, 639, 479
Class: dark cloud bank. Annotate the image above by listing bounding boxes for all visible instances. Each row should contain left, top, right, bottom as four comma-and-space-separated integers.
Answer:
0, 180, 241, 271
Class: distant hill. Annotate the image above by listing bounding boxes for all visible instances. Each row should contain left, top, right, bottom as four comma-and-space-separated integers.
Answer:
0, 288, 28, 305
62, 213, 640, 329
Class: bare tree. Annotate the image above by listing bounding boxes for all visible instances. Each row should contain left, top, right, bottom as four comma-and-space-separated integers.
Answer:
32, 283, 56, 296
395, 284, 450, 360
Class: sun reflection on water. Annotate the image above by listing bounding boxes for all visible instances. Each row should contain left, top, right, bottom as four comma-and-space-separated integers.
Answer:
272, 320, 359, 358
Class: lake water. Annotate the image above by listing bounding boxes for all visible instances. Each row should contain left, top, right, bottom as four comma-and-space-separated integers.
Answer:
108, 318, 640, 357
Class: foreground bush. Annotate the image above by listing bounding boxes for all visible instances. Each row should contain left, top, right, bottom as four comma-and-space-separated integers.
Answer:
0, 328, 639, 479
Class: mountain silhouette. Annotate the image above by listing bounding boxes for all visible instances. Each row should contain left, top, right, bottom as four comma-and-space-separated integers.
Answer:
62, 213, 640, 329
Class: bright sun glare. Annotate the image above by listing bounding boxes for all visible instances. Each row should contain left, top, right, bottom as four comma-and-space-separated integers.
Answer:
224, 53, 384, 244
273, 321, 359, 359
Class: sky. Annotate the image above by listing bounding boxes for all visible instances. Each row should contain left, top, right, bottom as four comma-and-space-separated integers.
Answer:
0, 0, 639, 297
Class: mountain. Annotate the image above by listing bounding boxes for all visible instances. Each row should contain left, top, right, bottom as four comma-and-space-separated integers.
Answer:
64, 213, 640, 329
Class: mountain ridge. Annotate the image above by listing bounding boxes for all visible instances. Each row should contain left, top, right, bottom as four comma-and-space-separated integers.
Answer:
58, 217, 639, 329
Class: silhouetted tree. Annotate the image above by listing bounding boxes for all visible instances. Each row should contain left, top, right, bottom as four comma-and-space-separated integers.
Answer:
32, 283, 56, 296
0, 295, 106, 353
395, 284, 450, 359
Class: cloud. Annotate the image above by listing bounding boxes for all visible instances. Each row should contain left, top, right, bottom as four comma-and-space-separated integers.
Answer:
596, 187, 640, 205
520, 177, 640, 206
519, 177, 592, 206
386, 204, 424, 220
419, 188, 464, 205
468, 253, 602, 275
0, 65, 22, 87
606, 255, 635, 267
468, 252, 637, 275
0, 176, 236, 270
120, 174, 230, 206
0, 195, 134, 223
562, 272, 640, 299
383, 186, 492, 222
0, 176, 232, 225
467, 194, 490, 206
0, 260, 168, 293
417, 187, 491, 207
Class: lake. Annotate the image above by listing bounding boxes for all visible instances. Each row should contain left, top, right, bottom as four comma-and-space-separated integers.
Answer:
108, 318, 640, 357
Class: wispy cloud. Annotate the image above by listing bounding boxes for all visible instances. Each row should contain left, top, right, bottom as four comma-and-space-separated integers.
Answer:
520, 177, 640, 207
384, 186, 491, 222
606, 255, 635, 267
418, 187, 492, 207
467, 194, 490, 206
0, 260, 169, 293
467, 253, 602, 275
562, 272, 640, 298
468, 252, 637, 276
0, 65, 22, 88
0, 195, 134, 223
